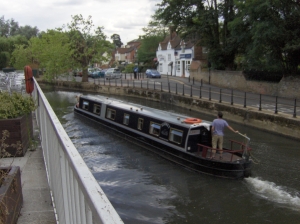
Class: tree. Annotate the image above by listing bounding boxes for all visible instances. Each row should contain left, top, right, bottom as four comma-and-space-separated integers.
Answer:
111, 34, 123, 48
156, 0, 240, 70
137, 35, 163, 67
230, 0, 300, 75
66, 14, 114, 82
0, 35, 27, 69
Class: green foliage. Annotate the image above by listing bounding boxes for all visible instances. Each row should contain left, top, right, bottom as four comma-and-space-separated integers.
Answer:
123, 64, 135, 73
111, 34, 123, 48
0, 92, 36, 119
66, 14, 114, 82
137, 35, 164, 66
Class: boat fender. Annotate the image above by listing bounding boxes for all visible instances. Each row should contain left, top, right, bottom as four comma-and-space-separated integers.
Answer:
184, 118, 202, 124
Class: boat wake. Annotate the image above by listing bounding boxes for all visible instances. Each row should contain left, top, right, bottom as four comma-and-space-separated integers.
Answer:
245, 177, 300, 211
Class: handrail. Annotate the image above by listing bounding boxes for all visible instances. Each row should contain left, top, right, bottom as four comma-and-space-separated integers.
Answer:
197, 140, 251, 162
32, 78, 123, 224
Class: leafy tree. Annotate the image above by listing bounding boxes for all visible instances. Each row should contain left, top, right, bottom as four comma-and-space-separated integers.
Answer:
66, 14, 114, 82
0, 35, 27, 69
111, 34, 123, 48
0, 16, 39, 39
230, 0, 300, 75
137, 35, 163, 67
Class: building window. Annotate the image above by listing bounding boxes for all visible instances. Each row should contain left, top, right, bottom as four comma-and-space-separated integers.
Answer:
186, 61, 191, 71
159, 63, 163, 72
137, 118, 144, 130
123, 113, 130, 125
169, 129, 183, 144
176, 61, 180, 71
106, 108, 116, 120
168, 54, 171, 61
82, 101, 89, 110
93, 104, 101, 115
149, 122, 161, 136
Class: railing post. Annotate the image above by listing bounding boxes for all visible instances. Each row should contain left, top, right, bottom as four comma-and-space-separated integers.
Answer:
219, 89, 222, 103
259, 94, 262, 111
199, 86, 202, 98
209, 87, 211, 101
231, 89, 233, 105
176, 83, 177, 95
244, 92, 246, 108
190, 85, 192, 97
293, 99, 297, 118
182, 84, 185, 96
161, 82, 162, 92
275, 96, 278, 114
141, 80, 142, 89
168, 82, 170, 93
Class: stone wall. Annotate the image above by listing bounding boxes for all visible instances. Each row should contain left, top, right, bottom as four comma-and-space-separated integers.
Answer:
38, 80, 300, 140
190, 70, 300, 99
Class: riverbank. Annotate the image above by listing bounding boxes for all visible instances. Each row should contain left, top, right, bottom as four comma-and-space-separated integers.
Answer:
37, 78, 300, 140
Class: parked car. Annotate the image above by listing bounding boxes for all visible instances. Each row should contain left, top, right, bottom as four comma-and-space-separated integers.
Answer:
105, 68, 122, 80
145, 69, 161, 78
88, 68, 102, 78
90, 68, 105, 78
73, 69, 82, 77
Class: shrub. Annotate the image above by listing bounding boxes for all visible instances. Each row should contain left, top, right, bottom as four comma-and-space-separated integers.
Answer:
0, 92, 36, 119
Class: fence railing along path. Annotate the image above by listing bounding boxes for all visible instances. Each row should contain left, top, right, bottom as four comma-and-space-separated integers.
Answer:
87, 73, 299, 118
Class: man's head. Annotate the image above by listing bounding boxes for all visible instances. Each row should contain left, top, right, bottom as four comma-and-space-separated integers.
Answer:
218, 111, 223, 118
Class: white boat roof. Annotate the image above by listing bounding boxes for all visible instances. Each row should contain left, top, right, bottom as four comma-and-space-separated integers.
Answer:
80, 95, 212, 129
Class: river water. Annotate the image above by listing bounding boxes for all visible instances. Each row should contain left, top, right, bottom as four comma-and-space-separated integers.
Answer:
44, 89, 300, 224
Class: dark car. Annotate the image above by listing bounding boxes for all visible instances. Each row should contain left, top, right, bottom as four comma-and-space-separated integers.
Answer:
89, 68, 103, 78
145, 69, 161, 78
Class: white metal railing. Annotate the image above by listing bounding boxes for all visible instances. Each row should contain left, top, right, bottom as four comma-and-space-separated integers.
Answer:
32, 78, 123, 224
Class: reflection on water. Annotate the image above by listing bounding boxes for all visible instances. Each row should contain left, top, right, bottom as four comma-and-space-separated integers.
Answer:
45, 90, 300, 224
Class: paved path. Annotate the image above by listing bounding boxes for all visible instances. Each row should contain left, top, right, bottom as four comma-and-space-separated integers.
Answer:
1, 113, 57, 224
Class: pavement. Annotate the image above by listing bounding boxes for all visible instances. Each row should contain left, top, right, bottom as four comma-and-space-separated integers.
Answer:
0, 112, 57, 224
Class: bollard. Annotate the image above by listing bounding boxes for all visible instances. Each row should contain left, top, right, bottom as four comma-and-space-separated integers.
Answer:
199, 86, 202, 98
293, 99, 297, 118
275, 96, 278, 114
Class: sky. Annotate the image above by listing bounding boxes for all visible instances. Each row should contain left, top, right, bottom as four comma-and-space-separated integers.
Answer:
1, 0, 161, 45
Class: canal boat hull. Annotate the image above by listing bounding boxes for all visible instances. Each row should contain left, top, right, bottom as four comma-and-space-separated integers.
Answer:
74, 95, 252, 179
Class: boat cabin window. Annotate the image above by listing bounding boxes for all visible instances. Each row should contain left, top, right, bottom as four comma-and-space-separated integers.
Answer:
106, 108, 116, 120
93, 104, 101, 115
149, 122, 161, 136
82, 101, 89, 110
137, 118, 144, 130
123, 114, 130, 125
169, 129, 183, 144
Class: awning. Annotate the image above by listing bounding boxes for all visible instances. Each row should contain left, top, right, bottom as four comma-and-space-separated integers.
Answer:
168, 61, 173, 66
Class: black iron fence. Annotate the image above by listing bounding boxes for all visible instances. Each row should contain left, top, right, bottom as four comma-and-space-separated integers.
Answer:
90, 73, 298, 118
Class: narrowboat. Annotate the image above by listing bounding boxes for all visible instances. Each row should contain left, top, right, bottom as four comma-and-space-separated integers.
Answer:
74, 95, 252, 179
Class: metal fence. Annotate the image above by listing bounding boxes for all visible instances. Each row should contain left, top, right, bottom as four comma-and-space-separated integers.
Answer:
32, 78, 123, 224
88, 74, 298, 118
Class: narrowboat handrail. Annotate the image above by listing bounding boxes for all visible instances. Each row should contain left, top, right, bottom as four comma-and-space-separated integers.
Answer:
197, 143, 252, 162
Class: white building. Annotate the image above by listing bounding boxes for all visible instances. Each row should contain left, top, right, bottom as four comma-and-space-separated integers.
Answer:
156, 31, 207, 77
